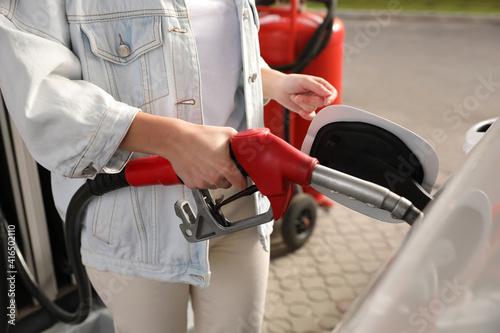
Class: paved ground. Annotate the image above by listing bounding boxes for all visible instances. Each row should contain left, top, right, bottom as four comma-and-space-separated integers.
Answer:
262, 11, 500, 333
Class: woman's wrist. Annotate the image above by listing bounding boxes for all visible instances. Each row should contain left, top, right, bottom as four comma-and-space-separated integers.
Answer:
118, 112, 189, 158
261, 67, 286, 101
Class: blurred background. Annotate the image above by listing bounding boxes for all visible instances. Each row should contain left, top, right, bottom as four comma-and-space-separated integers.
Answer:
329, 0, 500, 13
261, 1, 500, 332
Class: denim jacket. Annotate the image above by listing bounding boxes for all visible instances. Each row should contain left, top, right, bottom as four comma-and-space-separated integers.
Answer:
0, 0, 272, 289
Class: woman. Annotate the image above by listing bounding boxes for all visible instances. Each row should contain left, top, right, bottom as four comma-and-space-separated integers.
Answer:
0, 0, 336, 331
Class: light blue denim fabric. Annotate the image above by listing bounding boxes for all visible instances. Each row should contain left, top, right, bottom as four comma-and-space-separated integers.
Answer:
0, 0, 272, 289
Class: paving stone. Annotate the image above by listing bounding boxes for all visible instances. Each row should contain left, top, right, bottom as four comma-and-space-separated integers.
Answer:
283, 289, 310, 304
337, 226, 359, 235
329, 286, 356, 301
355, 250, 377, 262
362, 232, 384, 241
309, 300, 341, 318
287, 315, 321, 333
349, 242, 372, 252
344, 273, 370, 287
318, 265, 343, 276
318, 316, 340, 330
325, 241, 349, 252
371, 249, 391, 259
307, 288, 331, 302
265, 303, 290, 320
339, 261, 362, 274
266, 279, 282, 293
344, 235, 365, 244
272, 257, 296, 269
300, 276, 328, 290
280, 278, 303, 292
324, 274, 346, 288
361, 261, 383, 273
353, 285, 367, 295
264, 317, 294, 333
293, 246, 313, 257
288, 301, 314, 318
334, 251, 357, 262
370, 240, 391, 250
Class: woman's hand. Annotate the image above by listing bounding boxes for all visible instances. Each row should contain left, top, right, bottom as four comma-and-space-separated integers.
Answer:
261, 68, 338, 120
166, 123, 247, 191
118, 113, 247, 190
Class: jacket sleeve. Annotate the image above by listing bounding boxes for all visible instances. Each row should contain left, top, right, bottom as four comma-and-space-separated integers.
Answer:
0, 14, 140, 178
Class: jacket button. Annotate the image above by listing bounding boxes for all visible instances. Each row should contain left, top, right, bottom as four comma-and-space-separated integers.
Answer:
243, 8, 249, 20
249, 73, 258, 83
118, 43, 131, 58
118, 33, 131, 57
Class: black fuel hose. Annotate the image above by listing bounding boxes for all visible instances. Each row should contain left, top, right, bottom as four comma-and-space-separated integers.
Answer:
4, 171, 130, 324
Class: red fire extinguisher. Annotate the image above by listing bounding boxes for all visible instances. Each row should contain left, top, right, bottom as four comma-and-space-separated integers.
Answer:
257, 0, 344, 207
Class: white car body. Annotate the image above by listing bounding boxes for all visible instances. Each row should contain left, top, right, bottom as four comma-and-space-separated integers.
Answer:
332, 117, 500, 332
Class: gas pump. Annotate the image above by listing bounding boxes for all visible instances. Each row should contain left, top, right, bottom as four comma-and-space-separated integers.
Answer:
0, 92, 90, 333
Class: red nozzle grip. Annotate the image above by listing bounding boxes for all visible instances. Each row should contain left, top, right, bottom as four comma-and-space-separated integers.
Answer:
230, 128, 318, 220
125, 156, 182, 187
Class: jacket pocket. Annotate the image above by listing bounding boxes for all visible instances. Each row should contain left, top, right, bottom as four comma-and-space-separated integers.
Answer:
76, 15, 169, 109
91, 194, 116, 244
89, 187, 149, 263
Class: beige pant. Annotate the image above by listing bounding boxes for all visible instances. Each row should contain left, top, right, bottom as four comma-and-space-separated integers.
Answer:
86, 188, 270, 333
